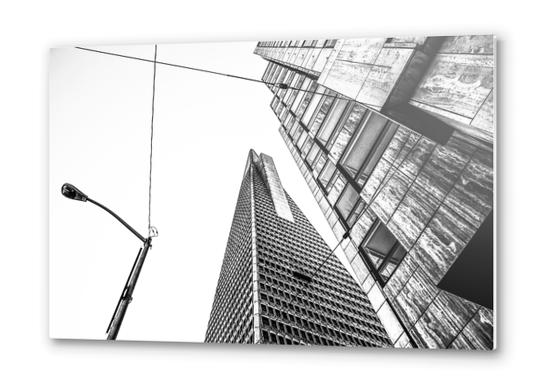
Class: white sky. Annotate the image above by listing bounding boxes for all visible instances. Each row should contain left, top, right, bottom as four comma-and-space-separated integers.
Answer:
49, 41, 349, 342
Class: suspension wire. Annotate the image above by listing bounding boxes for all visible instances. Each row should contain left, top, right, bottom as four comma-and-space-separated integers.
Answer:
307, 230, 350, 282
284, 230, 350, 309
147, 45, 158, 238
75, 46, 351, 100
75, 44, 351, 236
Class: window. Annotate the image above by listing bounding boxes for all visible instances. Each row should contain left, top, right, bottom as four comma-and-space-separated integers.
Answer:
328, 103, 367, 162
360, 221, 406, 283
324, 39, 337, 48
301, 137, 313, 157
289, 120, 300, 135
291, 78, 311, 112
284, 114, 293, 130
291, 123, 303, 143
301, 86, 325, 126
307, 94, 334, 136
318, 160, 336, 188
335, 184, 359, 221
313, 153, 327, 175
346, 201, 365, 227
306, 144, 320, 165
327, 173, 346, 205
355, 123, 398, 185
296, 83, 318, 117
297, 130, 308, 149
340, 113, 395, 182
317, 98, 349, 144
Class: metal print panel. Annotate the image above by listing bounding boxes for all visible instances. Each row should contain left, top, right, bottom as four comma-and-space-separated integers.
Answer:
49, 35, 495, 350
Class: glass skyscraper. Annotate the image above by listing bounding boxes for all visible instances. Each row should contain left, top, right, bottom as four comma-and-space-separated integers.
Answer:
205, 150, 392, 347
254, 36, 494, 349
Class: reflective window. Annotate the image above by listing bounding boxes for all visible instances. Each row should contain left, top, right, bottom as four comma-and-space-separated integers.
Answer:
301, 136, 313, 157
356, 123, 397, 185
297, 130, 308, 149
313, 153, 327, 175
306, 144, 320, 165
336, 184, 359, 221
307, 93, 334, 136
328, 103, 366, 162
284, 71, 295, 86
317, 98, 349, 144
295, 83, 318, 117
277, 68, 288, 85
301, 86, 326, 126
327, 173, 346, 205
346, 201, 365, 227
284, 114, 293, 130
318, 160, 336, 188
285, 74, 302, 106
360, 221, 406, 283
291, 123, 303, 142
341, 113, 396, 183
291, 78, 311, 112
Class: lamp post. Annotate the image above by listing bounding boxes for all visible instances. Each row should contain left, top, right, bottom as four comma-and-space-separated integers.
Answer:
61, 183, 153, 340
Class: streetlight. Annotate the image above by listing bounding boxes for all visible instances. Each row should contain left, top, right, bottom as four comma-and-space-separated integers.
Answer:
61, 182, 153, 340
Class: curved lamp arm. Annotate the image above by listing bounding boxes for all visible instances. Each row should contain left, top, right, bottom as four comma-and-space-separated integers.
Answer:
61, 183, 146, 243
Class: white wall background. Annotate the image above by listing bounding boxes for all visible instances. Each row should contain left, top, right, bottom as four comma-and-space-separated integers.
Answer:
0, 0, 539, 382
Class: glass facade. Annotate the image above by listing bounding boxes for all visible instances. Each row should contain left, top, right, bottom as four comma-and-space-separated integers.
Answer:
255, 36, 494, 350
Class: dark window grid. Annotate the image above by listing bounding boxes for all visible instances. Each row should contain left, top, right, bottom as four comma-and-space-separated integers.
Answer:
260, 322, 345, 347
258, 245, 340, 278
255, 220, 328, 250
257, 241, 343, 274
260, 286, 385, 337
260, 308, 383, 347
258, 250, 366, 301
258, 267, 379, 324
260, 328, 302, 346
258, 267, 362, 309
260, 305, 363, 347
259, 258, 314, 287
257, 242, 356, 287
256, 218, 330, 250
256, 239, 345, 278
257, 222, 329, 250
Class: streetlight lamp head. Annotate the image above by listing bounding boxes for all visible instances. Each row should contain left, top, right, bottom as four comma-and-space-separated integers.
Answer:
61, 183, 88, 202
